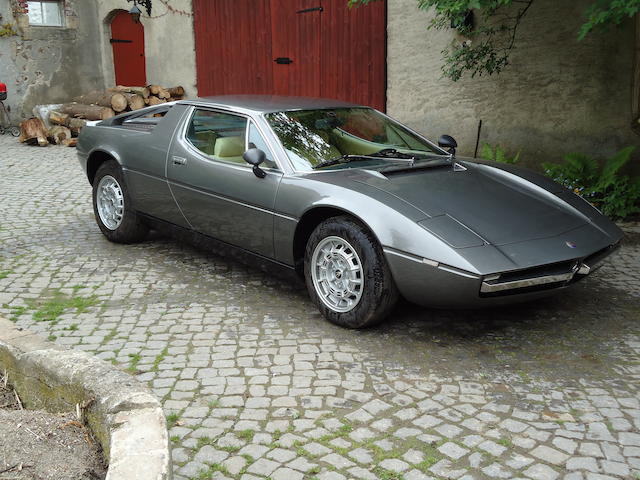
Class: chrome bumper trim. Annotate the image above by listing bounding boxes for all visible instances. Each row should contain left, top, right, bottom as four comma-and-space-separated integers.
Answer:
480, 271, 576, 293
383, 247, 480, 279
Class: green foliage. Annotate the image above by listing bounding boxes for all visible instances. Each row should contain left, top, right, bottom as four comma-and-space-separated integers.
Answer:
543, 146, 640, 219
126, 353, 142, 373
237, 429, 255, 442
349, 0, 640, 80
0, 23, 17, 38
4, 291, 98, 325
166, 411, 181, 428
195, 463, 230, 480
32, 294, 98, 323
480, 143, 520, 164
579, 0, 640, 39
441, 40, 509, 81
151, 347, 168, 371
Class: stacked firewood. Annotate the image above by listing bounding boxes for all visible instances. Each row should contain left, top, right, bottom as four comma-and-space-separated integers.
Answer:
62, 84, 186, 120
19, 85, 185, 147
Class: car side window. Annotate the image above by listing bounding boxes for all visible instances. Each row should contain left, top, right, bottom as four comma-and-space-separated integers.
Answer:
247, 122, 277, 169
186, 109, 248, 165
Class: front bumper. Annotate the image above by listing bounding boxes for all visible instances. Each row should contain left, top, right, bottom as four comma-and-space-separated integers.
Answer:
384, 242, 620, 308
479, 243, 620, 296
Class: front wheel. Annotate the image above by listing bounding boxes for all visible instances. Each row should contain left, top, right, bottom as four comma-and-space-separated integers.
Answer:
92, 160, 148, 243
304, 216, 399, 329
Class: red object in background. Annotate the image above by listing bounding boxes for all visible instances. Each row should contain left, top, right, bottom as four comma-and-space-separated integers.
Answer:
110, 11, 147, 86
193, 0, 387, 111
270, 0, 322, 98
0, 82, 7, 101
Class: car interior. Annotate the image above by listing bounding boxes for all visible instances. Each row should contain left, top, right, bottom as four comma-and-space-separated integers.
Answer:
186, 110, 247, 165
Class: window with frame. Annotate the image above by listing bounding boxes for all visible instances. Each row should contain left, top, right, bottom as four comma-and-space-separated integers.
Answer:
119, 105, 173, 131
247, 122, 277, 169
186, 110, 248, 165
27, 0, 64, 26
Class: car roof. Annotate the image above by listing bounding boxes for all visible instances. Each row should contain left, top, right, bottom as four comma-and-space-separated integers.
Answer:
179, 95, 362, 113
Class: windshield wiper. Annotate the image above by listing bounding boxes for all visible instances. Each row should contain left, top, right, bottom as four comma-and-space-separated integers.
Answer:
370, 148, 417, 161
313, 155, 369, 170
314, 150, 417, 170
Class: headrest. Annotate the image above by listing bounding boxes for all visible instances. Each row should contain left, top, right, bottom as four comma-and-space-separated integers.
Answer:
214, 136, 244, 157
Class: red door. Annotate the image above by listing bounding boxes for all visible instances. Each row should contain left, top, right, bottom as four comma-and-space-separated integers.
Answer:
194, 0, 274, 96
110, 11, 147, 86
321, 0, 386, 110
193, 0, 386, 109
270, 0, 322, 97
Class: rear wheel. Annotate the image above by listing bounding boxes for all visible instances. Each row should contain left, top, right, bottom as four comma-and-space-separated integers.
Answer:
304, 216, 399, 329
92, 160, 148, 243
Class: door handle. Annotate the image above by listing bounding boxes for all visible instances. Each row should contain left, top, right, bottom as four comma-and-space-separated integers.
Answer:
172, 156, 187, 166
297, 6, 323, 13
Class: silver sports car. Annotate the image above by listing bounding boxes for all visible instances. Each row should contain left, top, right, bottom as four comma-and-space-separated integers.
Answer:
77, 96, 623, 328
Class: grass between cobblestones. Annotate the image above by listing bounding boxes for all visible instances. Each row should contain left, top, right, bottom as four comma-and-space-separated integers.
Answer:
3, 289, 98, 325
181, 414, 451, 480
195, 462, 230, 479
2, 140, 640, 480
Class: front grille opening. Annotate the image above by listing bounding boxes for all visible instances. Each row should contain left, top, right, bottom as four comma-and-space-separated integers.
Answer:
491, 260, 576, 284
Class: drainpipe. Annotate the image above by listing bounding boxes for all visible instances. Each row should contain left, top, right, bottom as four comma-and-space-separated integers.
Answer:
633, 13, 640, 134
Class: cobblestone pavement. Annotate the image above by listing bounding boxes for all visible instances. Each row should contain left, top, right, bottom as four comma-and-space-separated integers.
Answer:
1, 135, 639, 480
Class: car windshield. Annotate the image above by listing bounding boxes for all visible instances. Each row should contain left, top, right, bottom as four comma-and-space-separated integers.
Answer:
266, 108, 444, 171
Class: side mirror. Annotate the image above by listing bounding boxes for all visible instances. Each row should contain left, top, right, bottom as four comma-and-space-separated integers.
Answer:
243, 148, 267, 178
438, 135, 457, 155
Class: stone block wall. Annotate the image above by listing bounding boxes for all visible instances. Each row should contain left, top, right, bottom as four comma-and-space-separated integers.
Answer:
386, 0, 640, 167
0, 0, 104, 120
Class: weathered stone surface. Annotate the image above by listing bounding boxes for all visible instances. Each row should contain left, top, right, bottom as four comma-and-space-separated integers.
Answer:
0, 317, 171, 480
386, 0, 638, 168
1, 138, 639, 480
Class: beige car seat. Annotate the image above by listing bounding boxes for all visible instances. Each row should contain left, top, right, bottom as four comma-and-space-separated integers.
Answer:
213, 136, 245, 164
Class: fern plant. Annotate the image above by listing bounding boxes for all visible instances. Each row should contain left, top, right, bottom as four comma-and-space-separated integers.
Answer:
543, 147, 640, 219
0, 23, 17, 38
480, 143, 520, 164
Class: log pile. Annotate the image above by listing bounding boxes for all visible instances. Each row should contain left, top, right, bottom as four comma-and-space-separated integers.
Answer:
18, 117, 77, 147
20, 84, 185, 147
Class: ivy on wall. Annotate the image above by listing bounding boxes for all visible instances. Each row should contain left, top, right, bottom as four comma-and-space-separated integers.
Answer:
349, 0, 640, 82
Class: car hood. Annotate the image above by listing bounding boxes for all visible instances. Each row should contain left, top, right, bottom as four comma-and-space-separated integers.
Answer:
330, 161, 593, 247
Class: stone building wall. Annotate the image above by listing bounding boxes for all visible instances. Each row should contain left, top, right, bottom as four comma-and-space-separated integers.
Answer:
386, 0, 640, 167
0, 0, 104, 120
0, 0, 197, 123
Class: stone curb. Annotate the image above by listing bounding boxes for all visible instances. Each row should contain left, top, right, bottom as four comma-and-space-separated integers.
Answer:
0, 317, 172, 480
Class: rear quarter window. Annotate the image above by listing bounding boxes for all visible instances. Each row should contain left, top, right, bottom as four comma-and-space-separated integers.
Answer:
116, 105, 173, 132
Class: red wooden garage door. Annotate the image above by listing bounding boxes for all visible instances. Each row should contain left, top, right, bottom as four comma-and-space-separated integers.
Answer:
193, 0, 386, 110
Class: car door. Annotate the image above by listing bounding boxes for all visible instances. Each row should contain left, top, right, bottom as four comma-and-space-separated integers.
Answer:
166, 107, 283, 258
120, 104, 192, 228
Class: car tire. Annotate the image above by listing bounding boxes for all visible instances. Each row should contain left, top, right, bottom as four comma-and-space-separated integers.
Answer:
92, 160, 148, 243
304, 215, 399, 329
